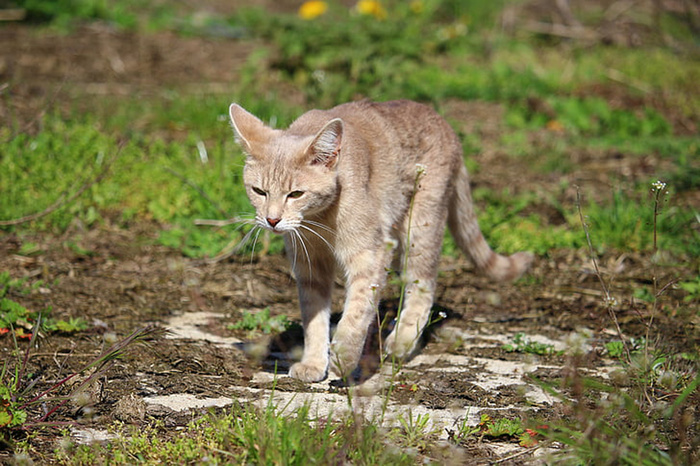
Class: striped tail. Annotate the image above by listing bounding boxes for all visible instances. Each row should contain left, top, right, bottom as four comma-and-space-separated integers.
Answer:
447, 165, 533, 281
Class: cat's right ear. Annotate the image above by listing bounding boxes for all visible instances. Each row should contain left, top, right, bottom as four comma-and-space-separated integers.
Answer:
229, 103, 267, 154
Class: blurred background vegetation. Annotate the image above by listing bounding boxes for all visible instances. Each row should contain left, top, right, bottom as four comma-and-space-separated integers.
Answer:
0, 0, 698, 259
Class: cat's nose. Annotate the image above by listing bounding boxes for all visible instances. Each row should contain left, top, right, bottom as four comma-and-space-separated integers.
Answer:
266, 217, 281, 228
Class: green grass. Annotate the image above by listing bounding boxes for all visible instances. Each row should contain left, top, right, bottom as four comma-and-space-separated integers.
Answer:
0, 271, 87, 337
60, 401, 417, 465
228, 308, 294, 336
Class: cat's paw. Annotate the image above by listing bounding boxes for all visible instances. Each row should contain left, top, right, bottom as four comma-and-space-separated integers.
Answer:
288, 362, 327, 382
329, 343, 362, 380
384, 329, 419, 360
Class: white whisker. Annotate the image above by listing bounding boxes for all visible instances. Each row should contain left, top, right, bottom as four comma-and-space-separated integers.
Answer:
208, 224, 259, 264
293, 228, 313, 278
250, 227, 263, 264
194, 214, 255, 227
287, 233, 299, 273
299, 224, 335, 254
302, 219, 336, 235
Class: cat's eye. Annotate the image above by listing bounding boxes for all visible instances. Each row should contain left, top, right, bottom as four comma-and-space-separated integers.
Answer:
252, 187, 267, 197
287, 191, 304, 199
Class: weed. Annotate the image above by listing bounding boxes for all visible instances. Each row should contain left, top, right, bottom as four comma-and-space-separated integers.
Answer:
390, 409, 440, 452
678, 273, 700, 302
64, 400, 415, 465
228, 308, 292, 336
1, 324, 164, 447
539, 183, 700, 464
50, 317, 89, 334
502, 332, 562, 356
451, 413, 542, 448
507, 96, 671, 137
15, 0, 178, 30
1, 272, 86, 338
604, 341, 626, 359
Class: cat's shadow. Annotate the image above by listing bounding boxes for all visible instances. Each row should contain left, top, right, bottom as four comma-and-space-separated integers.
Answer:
260, 300, 459, 385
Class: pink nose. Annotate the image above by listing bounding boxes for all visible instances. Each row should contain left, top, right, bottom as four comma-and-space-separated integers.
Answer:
267, 217, 281, 228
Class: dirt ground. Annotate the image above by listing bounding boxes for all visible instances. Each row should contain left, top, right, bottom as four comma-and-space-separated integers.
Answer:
1, 12, 698, 464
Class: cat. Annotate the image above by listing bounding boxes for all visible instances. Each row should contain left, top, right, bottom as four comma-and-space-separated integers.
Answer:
228, 99, 533, 382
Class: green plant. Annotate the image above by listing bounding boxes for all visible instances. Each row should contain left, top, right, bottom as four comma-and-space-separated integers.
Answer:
502, 332, 561, 356
678, 273, 700, 302
543, 182, 700, 464
451, 413, 541, 448
233, 2, 503, 108
532, 371, 699, 465
50, 317, 89, 334
1, 272, 88, 338
228, 308, 292, 335
604, 341, 625, 359
507, 97, 671, 137
390, 409, 439, 451
1, 324, 164, 446
15, 0, 177, 30
65, 399, 416, 465
581, 184, 699, 256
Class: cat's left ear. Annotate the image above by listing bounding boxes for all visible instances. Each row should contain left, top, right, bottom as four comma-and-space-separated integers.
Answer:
306, 118, 343, 169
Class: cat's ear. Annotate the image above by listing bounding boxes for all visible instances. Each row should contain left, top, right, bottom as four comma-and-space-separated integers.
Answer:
306, 118, 343, 169
229, 103, 269, 154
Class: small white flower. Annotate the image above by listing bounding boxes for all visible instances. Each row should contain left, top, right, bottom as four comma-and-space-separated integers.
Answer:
603, 295, 618, 308
438, 311, 447, 319
384, 237, 398, 251
415, 163, 427, 175
651, 180, 667, 193
370, 283, 381, 291
312, 69, 326, 83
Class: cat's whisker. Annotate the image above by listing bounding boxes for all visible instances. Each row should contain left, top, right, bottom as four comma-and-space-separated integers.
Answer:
249, 226, 263, 264
195, 214, 255, 228
299, 224, 336, 254
287, 231, 299, 273
302, 219, 336, 236
293, 228, 313, 278
207, 224, 260, 264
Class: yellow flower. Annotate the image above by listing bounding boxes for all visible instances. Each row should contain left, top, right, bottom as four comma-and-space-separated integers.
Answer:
355, 0, 387, 20
410, 1, 424, 14
298, 1, 328, 20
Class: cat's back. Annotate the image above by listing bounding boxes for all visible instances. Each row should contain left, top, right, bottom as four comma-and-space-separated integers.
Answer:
292, 100, 446, 135
291, 100, 457, 157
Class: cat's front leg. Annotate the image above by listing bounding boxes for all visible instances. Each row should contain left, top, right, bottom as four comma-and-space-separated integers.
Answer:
330, 249, 388, 379
288, 274, 334, 382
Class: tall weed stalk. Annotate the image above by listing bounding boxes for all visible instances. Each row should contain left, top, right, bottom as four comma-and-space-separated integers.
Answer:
546, 182, 700, 464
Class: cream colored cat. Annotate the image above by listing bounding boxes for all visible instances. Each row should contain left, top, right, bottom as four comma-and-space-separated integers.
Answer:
229, 100, 532, 382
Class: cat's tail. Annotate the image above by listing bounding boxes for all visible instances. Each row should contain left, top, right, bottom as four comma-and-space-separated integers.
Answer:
447, 165, 533, 282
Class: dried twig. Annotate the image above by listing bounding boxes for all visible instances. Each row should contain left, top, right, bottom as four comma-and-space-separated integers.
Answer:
605, 68, 653, 94
194, 217, 247, 227
523, 20, 599, 41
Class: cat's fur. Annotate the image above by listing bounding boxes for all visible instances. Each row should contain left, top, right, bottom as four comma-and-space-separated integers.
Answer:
229, 100, 533, 382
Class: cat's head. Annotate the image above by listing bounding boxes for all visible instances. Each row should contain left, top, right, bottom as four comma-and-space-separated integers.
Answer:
229, 103, 343, 233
